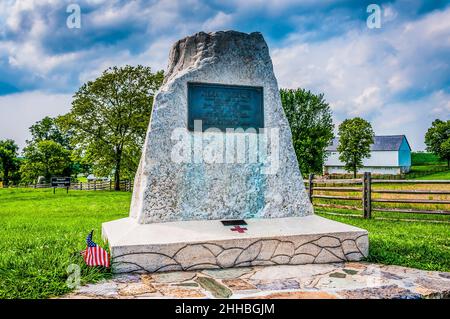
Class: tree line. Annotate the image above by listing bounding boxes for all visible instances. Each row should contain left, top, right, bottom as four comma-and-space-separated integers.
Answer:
0, 66, 164, 190
0, 65, 449, 188
282, 89, 449, 177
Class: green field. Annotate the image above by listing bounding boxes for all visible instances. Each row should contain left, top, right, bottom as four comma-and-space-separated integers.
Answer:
313, 179, 450, 222
411, 152, 446, 166
0, 187, 449, 299
316, 208, 450, 272
407, 152, 449, 179
413, 170, 450, 180
312, 156, 450, 271
406, 166, 450, 179
0, 188, 129, 299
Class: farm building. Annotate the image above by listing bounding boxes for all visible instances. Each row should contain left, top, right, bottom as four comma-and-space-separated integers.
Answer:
323, 135, 412, 175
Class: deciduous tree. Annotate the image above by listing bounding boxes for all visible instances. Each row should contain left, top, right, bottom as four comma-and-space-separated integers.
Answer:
337, 117, 375, 178
59, 65, 164, 190
29, 116, 71, 148
281, 88, 334, 175
425, 119, 450, 168
20, 140, 72, 183
0, 139, 19, 186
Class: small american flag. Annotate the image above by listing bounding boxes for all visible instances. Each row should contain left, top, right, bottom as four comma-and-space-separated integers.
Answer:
81, 230, 110, 267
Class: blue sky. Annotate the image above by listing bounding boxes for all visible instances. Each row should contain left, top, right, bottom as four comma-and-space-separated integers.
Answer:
0, 0, 449, 150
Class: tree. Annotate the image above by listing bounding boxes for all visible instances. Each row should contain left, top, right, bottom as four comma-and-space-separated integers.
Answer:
337, 117, 375, 178
281, 88, 334, 175
29, 116, 71, 148
425, 119, 450, 167
59, 65, 164, 190
9, 157, 23, 185
22, 116, 77, 182
0, 139, 19, 186
20, 140, 72, 183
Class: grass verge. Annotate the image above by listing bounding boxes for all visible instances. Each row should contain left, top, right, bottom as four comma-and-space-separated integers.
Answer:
0, 188, 129, 299
0, 187, 449, 298
316, 208, 450, 272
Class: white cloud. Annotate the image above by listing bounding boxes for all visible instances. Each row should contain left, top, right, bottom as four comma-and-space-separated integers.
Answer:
0, 1, 83, 75
272, 7, 450, 150
387, 73, 411, 92
77, 36, 172, 84
352, 86, 381, 116
6, 40, 81, 75
202, 12, 234, 31
88, 1, 142, 28
382, 4, 398, 22
372, 90, 450, 150
0, 0, 448, 153
0, 91, 72, 150
430, 90, 450, 115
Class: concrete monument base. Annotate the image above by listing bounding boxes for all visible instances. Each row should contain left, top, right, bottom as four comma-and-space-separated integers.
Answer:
102, 216, 368, 274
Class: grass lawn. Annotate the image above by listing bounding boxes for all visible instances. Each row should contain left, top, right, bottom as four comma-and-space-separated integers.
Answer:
411, 152, 446, 166
408, 165, 447, 173
0, 188, 130, 299
314, 182, 450, 222
413, 170, 450, 180
405, 152, 449, 179
0, 187, 449, 299
316, 208, 450, 272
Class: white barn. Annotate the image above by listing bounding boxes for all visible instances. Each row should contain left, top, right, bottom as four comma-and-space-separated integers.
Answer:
324, 135, 412, 175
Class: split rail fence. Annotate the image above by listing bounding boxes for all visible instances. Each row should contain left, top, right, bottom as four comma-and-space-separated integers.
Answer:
305, 172, 450, 218
27, 180, 133, 192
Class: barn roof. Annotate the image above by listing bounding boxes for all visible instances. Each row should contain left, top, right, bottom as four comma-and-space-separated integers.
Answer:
326, 135, 411, 152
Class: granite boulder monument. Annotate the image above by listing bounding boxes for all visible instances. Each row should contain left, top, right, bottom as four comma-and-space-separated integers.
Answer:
102, 31, 368, 273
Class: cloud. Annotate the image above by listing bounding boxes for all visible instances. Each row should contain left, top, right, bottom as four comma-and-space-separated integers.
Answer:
0, 0, 222, 93
203, 12, 234, 31
272, 5, 450, 150
0, 0, 449, 151
0, 91, 71, 150
352, 86, 382, 116
372, 90, 450, 151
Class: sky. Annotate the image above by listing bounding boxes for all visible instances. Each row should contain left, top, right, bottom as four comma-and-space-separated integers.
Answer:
0, 0, 449, 151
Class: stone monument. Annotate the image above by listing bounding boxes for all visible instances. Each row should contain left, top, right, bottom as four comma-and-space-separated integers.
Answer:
102, 31, 368, 273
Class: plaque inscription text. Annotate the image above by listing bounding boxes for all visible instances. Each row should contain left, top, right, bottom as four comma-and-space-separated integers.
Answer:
187, 82, 264, 131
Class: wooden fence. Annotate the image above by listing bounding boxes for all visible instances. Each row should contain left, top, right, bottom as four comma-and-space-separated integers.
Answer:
306, 172, 450, 218
324, 165, 449, 180
27, 180, 133, 192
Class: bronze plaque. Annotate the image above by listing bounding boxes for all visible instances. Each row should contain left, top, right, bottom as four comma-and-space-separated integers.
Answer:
187, 82, 264, 131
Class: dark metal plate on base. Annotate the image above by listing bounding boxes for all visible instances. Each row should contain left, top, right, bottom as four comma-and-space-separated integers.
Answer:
221, 219, 248, 226
188, 82, 264, 132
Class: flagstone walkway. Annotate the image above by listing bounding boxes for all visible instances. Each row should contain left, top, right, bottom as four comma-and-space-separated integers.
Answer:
62, 262, 450, 299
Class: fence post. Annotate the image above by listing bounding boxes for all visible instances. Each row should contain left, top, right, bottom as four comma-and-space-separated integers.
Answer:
308, 173, 314, 203
80, 182, 83, 191
363, 172, 372, 219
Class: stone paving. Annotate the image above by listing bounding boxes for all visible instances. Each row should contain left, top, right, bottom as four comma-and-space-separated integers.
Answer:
62, 262, 450, 299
